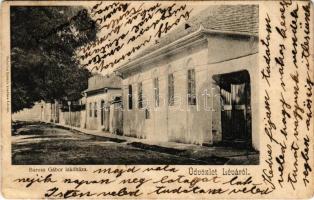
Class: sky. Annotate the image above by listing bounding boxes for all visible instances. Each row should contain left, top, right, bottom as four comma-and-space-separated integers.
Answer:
76, 2, 206, 76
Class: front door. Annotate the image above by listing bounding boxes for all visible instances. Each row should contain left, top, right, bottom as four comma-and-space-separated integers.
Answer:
219, 71, 251, 147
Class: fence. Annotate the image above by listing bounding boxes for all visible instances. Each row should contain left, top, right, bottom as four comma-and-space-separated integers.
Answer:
62, 111, 81, 128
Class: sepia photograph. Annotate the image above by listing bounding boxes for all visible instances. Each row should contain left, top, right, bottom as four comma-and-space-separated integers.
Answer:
11, 3, 260, 165
2, 0, 314, 199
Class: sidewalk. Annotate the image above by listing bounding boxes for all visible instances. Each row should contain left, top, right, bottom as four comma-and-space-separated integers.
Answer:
52, 123, 259, 165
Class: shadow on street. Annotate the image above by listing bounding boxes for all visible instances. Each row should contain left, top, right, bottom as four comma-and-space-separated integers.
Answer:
12, 122, 234, 165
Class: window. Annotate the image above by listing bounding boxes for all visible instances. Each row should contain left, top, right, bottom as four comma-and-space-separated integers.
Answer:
168, 73, 174, 106
94, 102, 97, 118
128, 85, 133, 110
187, 69, 197, 105
138, 82, 143, 109
89, 102, 92, 117
145, 109, 150, 119
153, 77, 159, 107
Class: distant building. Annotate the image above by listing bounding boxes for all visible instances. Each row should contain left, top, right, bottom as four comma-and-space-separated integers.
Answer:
82, 74, 122, 133
12, 74, 123, 135
115, 5, 259, 150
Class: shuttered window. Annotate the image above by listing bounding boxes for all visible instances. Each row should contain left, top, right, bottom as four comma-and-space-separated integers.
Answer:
187, 69, 196, 105
138, 82, 143, 109
94, 102, 97, 118
89, 102, 92, 117
168, 73, 174, 106
128, 85, 133, 110
101, 100, 105, 125
154, 77, 159, 107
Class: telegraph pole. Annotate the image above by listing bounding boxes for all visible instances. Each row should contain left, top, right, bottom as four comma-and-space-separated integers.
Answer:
67, 101, 71, 130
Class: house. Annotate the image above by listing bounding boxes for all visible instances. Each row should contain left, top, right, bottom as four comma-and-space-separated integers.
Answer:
82, 74, 123, 133
115, 5, 259, 151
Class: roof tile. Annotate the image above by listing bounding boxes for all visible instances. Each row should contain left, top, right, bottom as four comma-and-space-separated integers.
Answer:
134, 5, 258, 59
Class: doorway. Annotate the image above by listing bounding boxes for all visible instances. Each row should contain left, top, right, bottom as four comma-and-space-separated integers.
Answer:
101, 100, 105, 127
104, 103, 110, 131
213, 70, 251, 148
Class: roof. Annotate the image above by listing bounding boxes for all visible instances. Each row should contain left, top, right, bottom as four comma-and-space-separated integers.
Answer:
123, 5, 258, 65
85, 74, 121, 93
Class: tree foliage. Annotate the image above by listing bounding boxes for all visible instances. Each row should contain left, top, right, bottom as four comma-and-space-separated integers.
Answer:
11, 6, 97, 112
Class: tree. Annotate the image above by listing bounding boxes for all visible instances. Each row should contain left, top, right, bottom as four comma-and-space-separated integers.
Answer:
11, 6, 98, 112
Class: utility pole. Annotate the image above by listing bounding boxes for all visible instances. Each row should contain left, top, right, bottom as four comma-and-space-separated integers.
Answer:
67, 101, 71, 130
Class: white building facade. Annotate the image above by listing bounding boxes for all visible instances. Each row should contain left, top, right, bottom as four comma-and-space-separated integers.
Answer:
83, 75, 122, 134
116, 5, 259, 151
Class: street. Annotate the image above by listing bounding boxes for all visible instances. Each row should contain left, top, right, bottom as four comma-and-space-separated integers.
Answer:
12, 122, 227, 165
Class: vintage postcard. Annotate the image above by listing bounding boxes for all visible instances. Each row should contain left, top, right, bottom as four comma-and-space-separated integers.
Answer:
0, 0, 313, 199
